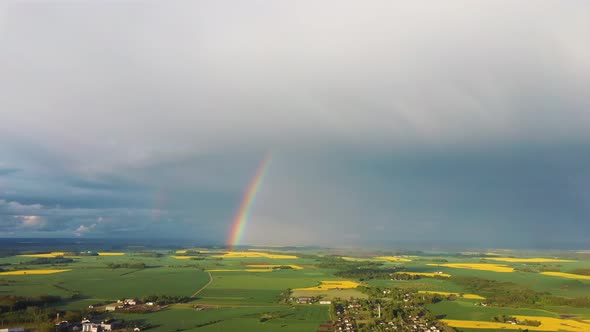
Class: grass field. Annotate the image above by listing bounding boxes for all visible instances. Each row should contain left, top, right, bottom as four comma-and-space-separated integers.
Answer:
427, 300, 560, 321
114, 305, 329, 332
0, 255, 211, 302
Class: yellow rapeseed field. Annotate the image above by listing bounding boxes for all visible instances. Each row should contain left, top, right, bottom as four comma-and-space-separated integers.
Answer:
19, 252, 65, 258
0, 269, 71, 275
541, 271, 590, 280
97, 252, 125, 256
443, 316, 590, 331
294, 280, 361, 291
175, 250, 188, 254
514, 316, 590, 332
375, 256, 412, 262
427, 263, 514, 272
206, 269, 273, 272
485, 257, 575, 263
340, 257, 379, 262
213, 251, 298, 259
395, 272, 451, 278
441, 316, 590, 332
246, 264, 304, 270
418, 291, 485, 300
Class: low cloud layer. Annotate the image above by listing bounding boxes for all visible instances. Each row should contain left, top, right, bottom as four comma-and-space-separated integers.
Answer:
0, 1, 589, 247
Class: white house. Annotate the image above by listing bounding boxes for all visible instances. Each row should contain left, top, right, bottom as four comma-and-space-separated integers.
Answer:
82, 323, 100, 332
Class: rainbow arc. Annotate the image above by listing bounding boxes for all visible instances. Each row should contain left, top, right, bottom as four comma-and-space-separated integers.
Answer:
227, 153, 272, 248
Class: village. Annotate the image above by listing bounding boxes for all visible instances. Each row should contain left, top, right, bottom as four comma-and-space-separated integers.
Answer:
53, 298, 158, 332
305, 288, 453, 332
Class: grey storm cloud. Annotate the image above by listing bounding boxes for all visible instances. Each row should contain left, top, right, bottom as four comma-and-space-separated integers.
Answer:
0, 1, 589, 247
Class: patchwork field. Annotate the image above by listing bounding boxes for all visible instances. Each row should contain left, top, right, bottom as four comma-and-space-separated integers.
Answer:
2, 247, 590, 332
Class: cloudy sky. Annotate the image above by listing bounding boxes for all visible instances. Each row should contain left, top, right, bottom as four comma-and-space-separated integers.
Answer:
1, 1, 589, 248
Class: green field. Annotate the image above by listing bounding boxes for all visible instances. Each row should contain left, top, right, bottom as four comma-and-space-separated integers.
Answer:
114, 305, 329, 332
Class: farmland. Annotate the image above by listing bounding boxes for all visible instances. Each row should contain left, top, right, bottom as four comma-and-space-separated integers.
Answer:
1, 244, 590, 332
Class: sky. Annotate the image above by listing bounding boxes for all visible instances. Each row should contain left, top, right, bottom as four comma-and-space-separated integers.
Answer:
0, 1, 589, 248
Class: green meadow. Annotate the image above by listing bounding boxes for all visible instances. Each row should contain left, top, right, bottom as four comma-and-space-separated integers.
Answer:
114, 305, 329, 332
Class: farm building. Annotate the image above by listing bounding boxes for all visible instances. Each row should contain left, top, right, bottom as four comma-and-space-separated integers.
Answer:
297, 297, 312, 304
319, 300, 332, 305
104, 305, 117, 312
100, 319, 120, 331
82, 323, 100, 332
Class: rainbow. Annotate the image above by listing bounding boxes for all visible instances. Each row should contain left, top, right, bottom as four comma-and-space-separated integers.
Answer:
227, 153, 272, 248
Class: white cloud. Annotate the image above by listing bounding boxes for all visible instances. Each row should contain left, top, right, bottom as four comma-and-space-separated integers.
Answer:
19, 215, 44, 228
73, 223, 96, 237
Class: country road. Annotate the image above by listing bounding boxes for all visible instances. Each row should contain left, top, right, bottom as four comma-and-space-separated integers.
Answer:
191, 271, 213, 298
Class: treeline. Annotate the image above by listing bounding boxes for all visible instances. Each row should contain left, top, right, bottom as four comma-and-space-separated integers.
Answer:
335, 268, 402, 281
106, 262, 146, 269
316, 256, 384, 271
25, 257, 74, 265
0, 295, 89, 332
140, 295, 190, 305
414, 258, 448, 263
135, 252, 163, 258
492, 315, 541, 326
453, 277, 590, 307
0, 295, 62, 312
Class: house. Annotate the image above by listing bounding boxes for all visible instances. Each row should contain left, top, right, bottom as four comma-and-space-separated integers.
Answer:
100, 319, 119, 331
319, 300, 332, 305
297, 297, 312, 304
146, 302, 154, 306
82, 323, 100, 332
133, 328, 141, 332
104, 305, 117, 312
